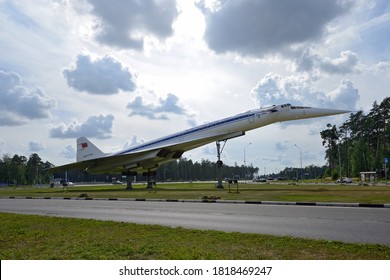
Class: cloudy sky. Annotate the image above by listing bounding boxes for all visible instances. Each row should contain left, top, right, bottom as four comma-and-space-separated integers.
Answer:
1, 0, 389, 175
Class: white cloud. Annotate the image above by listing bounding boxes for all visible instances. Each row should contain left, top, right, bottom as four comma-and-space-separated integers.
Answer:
198, 0, 353, 57
320, 51, 360, 74
275, 141, 290, 151
50, 114, 114, 139
0, 139, 5, 155
123, 135, 145, 149
61, 145, 76, 159
86, 0, 180, 50
250, 72, 359, 110
63, 53, 137, 94
28, 141, 44, 152
0, 70, 57, 126
2, 1, 41, 31
296, 49, 361, 74
327, 80, 360, 110
369, 61, 390, 75
127, 93, 195, 121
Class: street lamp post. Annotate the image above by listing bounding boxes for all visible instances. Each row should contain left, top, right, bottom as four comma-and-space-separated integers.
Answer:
294, 144, 303, 180
338, 142, 342, 182
244, 143, 252, 182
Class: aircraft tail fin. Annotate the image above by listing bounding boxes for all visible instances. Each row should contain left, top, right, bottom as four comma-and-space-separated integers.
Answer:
76, 137, 107, 162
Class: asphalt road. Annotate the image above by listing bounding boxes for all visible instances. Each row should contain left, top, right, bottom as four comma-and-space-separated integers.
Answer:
1, 198, 389, 245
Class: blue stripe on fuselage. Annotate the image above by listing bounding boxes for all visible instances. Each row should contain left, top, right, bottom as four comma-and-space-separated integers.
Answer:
117, 111, 257, 155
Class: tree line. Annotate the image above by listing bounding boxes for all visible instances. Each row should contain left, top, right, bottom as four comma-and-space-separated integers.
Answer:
53, 158, 260, 183
0, 153, 53, 186
320, 97, 389, 179
0, 153, 259, 185
154, 158, 259, 181
0, 150, 329, 185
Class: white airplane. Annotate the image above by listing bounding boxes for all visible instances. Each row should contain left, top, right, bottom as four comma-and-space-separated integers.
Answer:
50, 103, 349, 183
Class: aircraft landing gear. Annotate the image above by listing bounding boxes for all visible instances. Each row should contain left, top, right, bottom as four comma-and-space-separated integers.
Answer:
216, 140, 227, 188
126, 176, 133, 190
143, 170, 156, 189
122, 170, 156, 189
122, 171, 137, 190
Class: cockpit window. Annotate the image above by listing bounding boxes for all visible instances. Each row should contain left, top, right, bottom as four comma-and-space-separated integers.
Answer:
281, 103, 291, 108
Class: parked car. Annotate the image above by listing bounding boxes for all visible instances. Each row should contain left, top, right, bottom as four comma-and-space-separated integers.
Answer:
62, 181, 74, 187
277, 177, 288, 181
112, 181, 123, 185
253, 177, 267, 182
337, 177, 352, 183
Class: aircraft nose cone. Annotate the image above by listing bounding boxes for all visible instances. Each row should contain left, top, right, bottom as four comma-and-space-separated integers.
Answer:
312, 108, 351, 117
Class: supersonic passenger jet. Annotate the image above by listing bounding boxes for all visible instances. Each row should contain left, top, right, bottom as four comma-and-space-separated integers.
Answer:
50, 104, 349, 184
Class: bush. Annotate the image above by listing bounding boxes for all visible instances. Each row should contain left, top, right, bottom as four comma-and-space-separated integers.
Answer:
332, 172, 339, 181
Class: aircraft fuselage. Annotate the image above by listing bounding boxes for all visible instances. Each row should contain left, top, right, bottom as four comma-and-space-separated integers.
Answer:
115, 103, 347, 156
50, 103, 349, 174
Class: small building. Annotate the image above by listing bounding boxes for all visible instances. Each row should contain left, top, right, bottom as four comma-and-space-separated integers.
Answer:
360, 171, 377, 183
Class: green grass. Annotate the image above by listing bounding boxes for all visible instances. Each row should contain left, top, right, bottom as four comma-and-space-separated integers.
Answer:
1, 182, 390, 204
2, 183, 389, 259
1, 212, 389, 260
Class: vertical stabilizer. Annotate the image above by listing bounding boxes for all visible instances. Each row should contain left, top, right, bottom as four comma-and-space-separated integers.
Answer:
76, 137, 107, 162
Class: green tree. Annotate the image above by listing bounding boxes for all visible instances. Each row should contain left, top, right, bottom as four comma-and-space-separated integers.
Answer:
26, 153, 42, 185
0, 155, 12, 184
11, 155, 27, 185
320, 97, 390, 179
320, 124, 339, 177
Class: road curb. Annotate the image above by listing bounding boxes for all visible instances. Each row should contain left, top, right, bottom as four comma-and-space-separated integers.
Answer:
2, 196, 390, 208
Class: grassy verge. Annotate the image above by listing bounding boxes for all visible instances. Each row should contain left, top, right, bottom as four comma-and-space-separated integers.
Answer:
1, 212, 389, 260
1, 182, 390, 204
